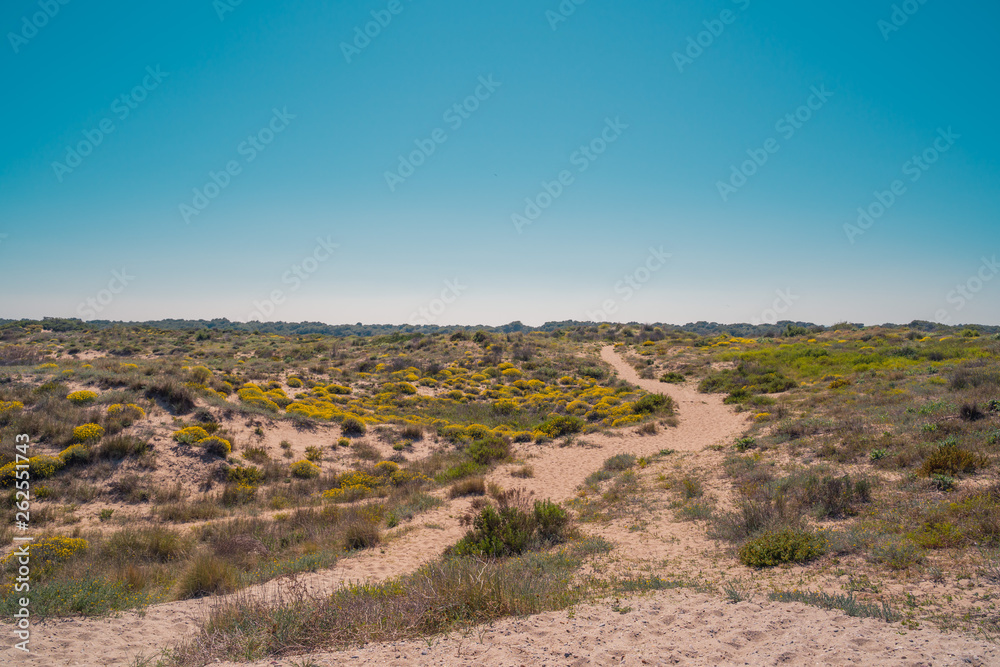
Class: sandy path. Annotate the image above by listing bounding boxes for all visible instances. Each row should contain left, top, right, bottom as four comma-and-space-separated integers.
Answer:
217, 588, 1000, 666
0, 346, 748, 666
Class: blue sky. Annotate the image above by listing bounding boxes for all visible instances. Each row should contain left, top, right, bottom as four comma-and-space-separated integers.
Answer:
1, 0, 998, 327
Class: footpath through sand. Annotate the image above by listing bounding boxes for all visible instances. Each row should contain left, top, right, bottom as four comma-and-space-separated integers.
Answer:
7, 346, 999, 665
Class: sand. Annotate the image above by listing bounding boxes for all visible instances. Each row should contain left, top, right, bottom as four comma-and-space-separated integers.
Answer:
4, 345, 998, 666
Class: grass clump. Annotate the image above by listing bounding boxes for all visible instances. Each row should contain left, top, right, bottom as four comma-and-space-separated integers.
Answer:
769, 590, 899, 622
173, 548, 589, 663
448, 476, 486, 498
341, 416, 366, 437
176, 553, 238, 599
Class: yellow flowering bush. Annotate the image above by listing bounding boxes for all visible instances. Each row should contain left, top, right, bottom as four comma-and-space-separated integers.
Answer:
1, 536, 88, 572
753, 412, 772, 423
198, 436, 231, 457
0, 400, 24, 416
0, 455, 66, 486
238, 384, 280, 411
67, 390, 98, 405
173, 426, 210, 444
338, 470, 380, 489
287, 376, 304, 388
36, 363, 58, 370
373, 461, 399, 477
73, 423, 105, 442
119, 363, 139, 371
107, 403, 145, 421
326, 384, 351, 395
290, 460, 321, 479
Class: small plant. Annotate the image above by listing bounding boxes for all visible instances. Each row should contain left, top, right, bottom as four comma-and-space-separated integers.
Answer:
336, 437, 350, 448
304, 446, 323, 462
243, 446, 269, 463
603, 453, 636, 471
659, 372, 685, 383
99, 509, 114, 522
960, 403, 986, 422
734, 436, 756, 452
869, 448, 888, 462
511, 465, 534, 478
680, 476, 703, 500
931, 474, 956, 492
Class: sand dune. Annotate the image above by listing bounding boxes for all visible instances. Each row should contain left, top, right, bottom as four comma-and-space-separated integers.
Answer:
5, 345, 998, 666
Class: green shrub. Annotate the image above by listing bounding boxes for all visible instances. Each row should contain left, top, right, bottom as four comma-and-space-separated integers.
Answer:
919, 444, 984, 477
868, 536, 924, 570
450, 499, 572, 558
699, 361, 797, 401
633, 393, 671, 414
738, 528, 826, 567
467, 436, 510, 465
58, 444, 92, 466
227, 465, 264, 486
290, 460, 321, 479
734, 436, 756, 452
659, 372, 685, 384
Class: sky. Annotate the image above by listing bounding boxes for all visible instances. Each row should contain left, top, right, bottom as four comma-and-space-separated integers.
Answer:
1, 0, 998, 327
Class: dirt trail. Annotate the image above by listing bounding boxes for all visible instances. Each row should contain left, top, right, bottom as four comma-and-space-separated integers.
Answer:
4, 345, 748, 666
